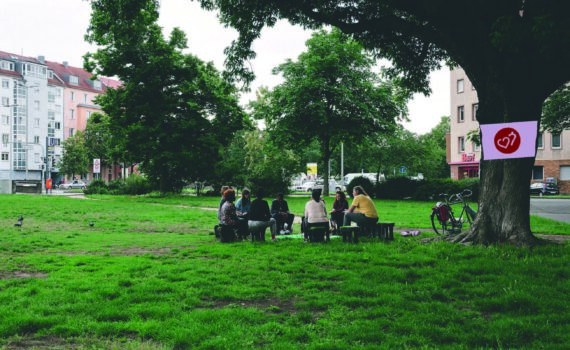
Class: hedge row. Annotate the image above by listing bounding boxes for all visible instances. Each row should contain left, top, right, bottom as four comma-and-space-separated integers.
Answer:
347, 176, 479, 202
84, 174, 153, 195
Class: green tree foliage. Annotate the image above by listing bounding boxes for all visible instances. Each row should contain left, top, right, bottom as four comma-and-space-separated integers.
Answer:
85, 0, 247, 193
59, 131, 89, 179
198, 0, 570, 245
419, 116, 451, 179
253, 29, 405, 195
541, 84, 570, 133
242, 129, 302, 196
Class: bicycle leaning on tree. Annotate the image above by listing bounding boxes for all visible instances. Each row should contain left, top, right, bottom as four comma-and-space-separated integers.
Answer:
430, 189, 478, 235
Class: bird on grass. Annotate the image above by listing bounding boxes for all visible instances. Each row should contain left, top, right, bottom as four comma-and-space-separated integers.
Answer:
89, 221, 95, 227
14, 215, 24, 227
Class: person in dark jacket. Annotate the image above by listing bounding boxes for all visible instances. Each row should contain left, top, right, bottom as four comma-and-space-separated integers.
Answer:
330, 190, 349, 233
271, 192, 295, 234
248, 188, 277, 240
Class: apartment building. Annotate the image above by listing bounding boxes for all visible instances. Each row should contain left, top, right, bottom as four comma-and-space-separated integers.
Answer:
448, 67, 570, 194
0, 50, 119, 194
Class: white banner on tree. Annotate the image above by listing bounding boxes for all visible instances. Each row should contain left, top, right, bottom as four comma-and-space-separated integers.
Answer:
480, 121, 538, 160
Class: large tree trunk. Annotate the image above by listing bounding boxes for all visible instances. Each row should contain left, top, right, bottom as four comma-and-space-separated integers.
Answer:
455, 157, 539, 245
455, 78, 544, 246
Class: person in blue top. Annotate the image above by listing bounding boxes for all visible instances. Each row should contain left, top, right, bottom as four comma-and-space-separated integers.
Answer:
235, 188, 251, 238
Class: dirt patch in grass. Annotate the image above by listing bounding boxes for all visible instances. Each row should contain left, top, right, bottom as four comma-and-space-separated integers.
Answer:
0, 271, 47, 280
2, 336, 69, 349
202, 298, 299, 314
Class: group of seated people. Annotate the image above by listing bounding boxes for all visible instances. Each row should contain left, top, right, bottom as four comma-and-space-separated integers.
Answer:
217, 185, 379, 242
303, 185, 379, 241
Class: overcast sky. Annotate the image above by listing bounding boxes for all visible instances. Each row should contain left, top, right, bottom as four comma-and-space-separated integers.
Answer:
1, 0, 449, 134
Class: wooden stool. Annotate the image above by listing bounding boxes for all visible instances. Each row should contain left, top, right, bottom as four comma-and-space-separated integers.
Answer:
220, 224, 235, 243
308, 227, 326, 243
250, 227, 267, 242
340, 226, 359, 243
377, 223, 395, 240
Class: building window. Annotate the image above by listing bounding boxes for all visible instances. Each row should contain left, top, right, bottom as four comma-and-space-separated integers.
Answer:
34, 118, 40, 127
458, 137, 465, 152
2, 133, 8, 145
34, 100, 40, 111
561, 166, 570, 181
87, 111, 92, 119
551, 133, 561, 149
55, 122, 61, 130
69, 128, 75, 137
1, 115, 8, 125
473, 142, 480, 152
84, 94, 88, 103
0, 61, 15, 71
472, 103, 478, 121
1, 97, 9, 106
93, 80, 102, 90
70, 91, 75, 101
457, 106, 465, 123
1, 79, 9, 88
537, 132, 544, 149
457, 79, 464, 93
1, 152, 8, 161
69, 75, 79, 85
532, 166, 544, 180
34, 136, 40, 144
70, 109, 75, 119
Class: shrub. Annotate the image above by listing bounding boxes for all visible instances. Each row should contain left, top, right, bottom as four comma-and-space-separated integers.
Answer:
123, 174, 152, 195
375, 177, 421, 199
84, 179, 108, 195
346, 177, 375, 198
83, 175, 152, 196
416, 178, 479, 201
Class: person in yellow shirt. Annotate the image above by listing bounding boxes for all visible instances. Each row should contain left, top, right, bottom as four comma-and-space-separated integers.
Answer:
343, 186, 379, 227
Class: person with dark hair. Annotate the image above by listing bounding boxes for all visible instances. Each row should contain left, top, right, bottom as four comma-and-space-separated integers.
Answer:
304, 189, 330, 241
220, 189, 242, 240
271, 192, 295, 234
330, 190, 349, 234
248, 188, 277, 241
217, 185, 231, 223
343, 185, 379, 227
235, 188, 251, 238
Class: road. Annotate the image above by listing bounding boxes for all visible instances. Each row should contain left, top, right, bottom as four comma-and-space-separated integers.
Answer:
530, 198, 570, 224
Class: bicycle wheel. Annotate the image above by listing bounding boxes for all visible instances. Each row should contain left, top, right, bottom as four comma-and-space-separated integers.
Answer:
431, 210, 449, 235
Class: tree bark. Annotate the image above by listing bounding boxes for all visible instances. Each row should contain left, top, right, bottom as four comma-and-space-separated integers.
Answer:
455, 81, 543, 246
455, 157, 540, 246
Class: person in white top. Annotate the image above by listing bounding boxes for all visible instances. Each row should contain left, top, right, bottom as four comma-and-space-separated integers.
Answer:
304, 189, 330, 241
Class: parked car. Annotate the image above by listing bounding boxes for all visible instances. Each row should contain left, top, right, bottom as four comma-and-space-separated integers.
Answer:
60, 180, 87, 190
295, 180, 343, 193
530, 182, 559, 196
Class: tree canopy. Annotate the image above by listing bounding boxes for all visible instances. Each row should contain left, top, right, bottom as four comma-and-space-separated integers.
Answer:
198, 0, 570, 245
250, 28, 405, 195
85, 0, 248, 193
541, 84, 570, 133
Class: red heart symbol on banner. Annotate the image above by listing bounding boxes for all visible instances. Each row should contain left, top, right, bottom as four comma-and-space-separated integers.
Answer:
496, 137, 511, 149
493, 127, 521, 154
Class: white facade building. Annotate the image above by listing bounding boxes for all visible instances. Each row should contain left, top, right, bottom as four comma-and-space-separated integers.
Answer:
0, 52, 64, 193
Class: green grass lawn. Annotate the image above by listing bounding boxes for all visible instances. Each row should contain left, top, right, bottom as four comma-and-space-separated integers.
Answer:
0, 194, 569, 349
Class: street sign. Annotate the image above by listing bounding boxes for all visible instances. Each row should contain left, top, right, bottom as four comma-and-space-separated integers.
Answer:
399, 166, 407, 174
93, 158, 101, 173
